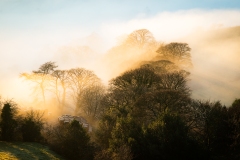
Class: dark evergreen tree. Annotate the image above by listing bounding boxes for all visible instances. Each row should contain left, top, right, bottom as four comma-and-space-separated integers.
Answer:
0, 103, 17, 141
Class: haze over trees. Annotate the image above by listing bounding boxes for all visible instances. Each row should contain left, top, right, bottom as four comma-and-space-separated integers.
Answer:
0, 28, 239, 160
21, 62, 104, 115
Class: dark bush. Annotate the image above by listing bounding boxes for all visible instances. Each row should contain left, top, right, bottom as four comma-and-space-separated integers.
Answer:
0, 102, 18, 141
46, 120, 95, 160
21, 110, 44, 142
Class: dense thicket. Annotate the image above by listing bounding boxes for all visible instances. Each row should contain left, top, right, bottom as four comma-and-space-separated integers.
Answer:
45, 120, 95, 160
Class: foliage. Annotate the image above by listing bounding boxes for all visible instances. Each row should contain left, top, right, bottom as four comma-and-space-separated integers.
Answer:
94, 114, 116, 149
0, 102, 18, 141
104, 67, 162, 120
156, 42, 192, 69
21, 110, 45, 142
95, 58, 193, 158
141, 113, 206, 160
228, 99, 240, 159
95, 112, 206, 160
186, 100, 232, 159
109, 116, 142, 157
46, 120, 94, 160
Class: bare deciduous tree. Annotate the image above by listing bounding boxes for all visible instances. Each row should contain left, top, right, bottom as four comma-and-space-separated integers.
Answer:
67, 68, 102, 113
50, 70, 69, 111
125, 29, 156, 48
20, 62, 58, 106
156, 43, 192, 68
77, 84, 106, 121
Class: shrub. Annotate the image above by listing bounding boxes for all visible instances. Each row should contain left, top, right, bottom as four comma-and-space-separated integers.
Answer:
46, 120, 95, 160
21, 110, 45, 142
0, 102, 18, 141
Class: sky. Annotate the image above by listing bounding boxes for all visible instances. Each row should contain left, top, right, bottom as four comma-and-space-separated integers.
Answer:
0, 0, 240, 106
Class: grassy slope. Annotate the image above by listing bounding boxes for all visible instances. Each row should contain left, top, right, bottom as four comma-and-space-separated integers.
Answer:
0, 141, 65, 160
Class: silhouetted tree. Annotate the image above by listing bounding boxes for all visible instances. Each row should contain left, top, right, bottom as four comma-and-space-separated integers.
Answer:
187, 100, 231, 159
141, 112, 206, 160
50, 70, 69, 111
228, 98, 240, 159
77, 84, 106, 124
135, 89, 190, 123
20, 61, 58, 106
204, 102, 230, 158
95, 66, 192, 159
104, 67, 161, 120
0, 102, 18, 141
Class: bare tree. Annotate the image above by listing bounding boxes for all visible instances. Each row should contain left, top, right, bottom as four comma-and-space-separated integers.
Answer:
20, 62, 58, 106
125, 29, 156, 48
78, 84, 106, 121
50, 70, 69, 111
67, 68, 101, 113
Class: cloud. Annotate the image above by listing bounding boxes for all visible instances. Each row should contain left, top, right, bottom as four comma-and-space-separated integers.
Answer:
99, 9, 240, 45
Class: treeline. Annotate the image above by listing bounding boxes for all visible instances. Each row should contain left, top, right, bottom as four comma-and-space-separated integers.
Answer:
1, 83, 240, 159
0, 29, 240, 160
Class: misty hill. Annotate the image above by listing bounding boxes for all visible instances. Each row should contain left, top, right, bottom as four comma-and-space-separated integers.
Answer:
183, 26, 240, 105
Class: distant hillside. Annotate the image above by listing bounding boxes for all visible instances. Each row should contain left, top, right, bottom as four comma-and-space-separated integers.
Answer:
0, 141, 65, 160
182, 26, 240, 105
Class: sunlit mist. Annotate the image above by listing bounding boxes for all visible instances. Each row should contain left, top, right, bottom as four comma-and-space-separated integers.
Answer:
0, 7, 240, 113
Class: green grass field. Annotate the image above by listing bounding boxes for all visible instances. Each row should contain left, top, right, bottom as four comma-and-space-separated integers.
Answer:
0, 141, 65, 160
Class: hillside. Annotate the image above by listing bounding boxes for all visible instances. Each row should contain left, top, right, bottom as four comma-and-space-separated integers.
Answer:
0, 141, 65, 160
181, 26, 240, 105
